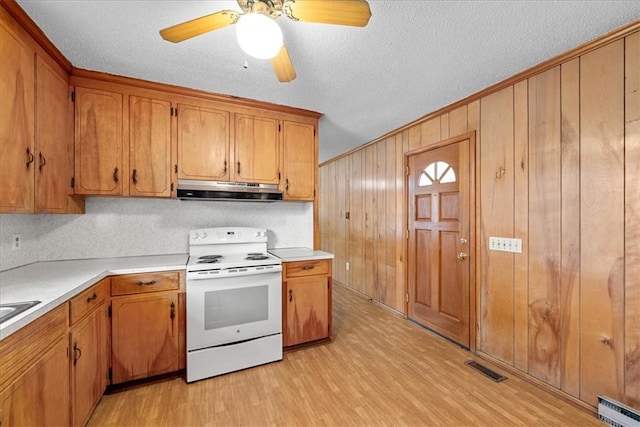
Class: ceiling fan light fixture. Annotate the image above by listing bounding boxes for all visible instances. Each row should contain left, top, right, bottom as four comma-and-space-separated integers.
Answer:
236, 13, 283, 60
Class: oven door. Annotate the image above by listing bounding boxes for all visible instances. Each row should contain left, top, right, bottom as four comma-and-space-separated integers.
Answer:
186, 269, 282, 351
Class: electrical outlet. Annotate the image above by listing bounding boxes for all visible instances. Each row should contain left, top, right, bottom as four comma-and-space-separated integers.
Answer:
489, 236, 522, 253
12, 234, 22, 251
345, 262, 350, 271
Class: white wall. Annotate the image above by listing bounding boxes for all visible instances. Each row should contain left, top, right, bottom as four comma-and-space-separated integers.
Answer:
0, 197, 314, 271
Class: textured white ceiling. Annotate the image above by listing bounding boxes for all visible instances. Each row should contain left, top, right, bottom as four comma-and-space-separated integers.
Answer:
15, 1, 640, 162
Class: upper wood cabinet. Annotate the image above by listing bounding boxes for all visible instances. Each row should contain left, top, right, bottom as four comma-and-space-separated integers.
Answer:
129, 96, 173, 197
177, 103, 230, 181
0, 20, 34, 212
74, 86, 123, 196
281, 121, 316, 201
0, 13, 82, 214
234, 114, 280, 184
74, 89, 177, 198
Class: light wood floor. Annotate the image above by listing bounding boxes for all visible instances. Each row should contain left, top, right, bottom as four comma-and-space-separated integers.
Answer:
88, 285, 599, 426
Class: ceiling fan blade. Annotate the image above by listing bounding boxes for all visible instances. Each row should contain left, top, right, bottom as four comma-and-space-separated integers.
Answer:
160, 10, 240, 43
271, 46, 296, 82
285, 0, 371, 27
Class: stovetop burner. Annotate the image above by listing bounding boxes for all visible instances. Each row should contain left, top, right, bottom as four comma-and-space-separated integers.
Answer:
197, 255, 223, 264
245, 254, 269, 261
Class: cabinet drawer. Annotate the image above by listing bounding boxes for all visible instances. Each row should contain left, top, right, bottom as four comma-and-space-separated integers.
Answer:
111, 271, 179, 296
285, 260, 330, 278
69, 278, 110, 325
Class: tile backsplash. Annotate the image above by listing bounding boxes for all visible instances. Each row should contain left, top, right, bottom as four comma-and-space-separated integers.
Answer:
0, 197, 313, 271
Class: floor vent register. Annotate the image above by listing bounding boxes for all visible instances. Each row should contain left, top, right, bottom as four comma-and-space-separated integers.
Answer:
598, 396, 640, 427
464, 360, 507, 382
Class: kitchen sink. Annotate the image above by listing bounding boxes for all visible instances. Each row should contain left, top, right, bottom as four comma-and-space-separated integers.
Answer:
0, 301, 41, 324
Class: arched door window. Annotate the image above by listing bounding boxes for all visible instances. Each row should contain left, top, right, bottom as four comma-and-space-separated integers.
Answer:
418, 161, 456, 186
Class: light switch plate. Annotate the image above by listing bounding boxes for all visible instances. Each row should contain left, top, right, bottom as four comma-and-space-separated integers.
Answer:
489, 236, 522, 253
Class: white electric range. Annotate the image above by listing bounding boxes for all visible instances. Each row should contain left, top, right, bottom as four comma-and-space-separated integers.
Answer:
185, 227, 282, 383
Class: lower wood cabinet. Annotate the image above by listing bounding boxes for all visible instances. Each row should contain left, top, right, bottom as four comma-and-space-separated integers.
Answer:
0, 270, 185, 426
69, 278, 110, 427
110, 271, 182, 384
0, 305, 70, 427
1, 337, 70, 426
282, 259, 332, 347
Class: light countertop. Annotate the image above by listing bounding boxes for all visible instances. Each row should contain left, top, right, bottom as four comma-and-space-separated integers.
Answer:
0, 254, 188, 339
269, 247, 334, 262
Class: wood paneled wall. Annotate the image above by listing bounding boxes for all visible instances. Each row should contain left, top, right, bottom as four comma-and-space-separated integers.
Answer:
319, 27, 640, 409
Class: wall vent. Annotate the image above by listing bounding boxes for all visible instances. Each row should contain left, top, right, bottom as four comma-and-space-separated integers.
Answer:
598, 396, 640, 427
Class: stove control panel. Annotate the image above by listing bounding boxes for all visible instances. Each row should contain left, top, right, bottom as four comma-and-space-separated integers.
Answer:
190, 227, 268, 245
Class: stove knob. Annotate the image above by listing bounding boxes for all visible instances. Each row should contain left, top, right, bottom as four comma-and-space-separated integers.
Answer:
193, 232, 200, 240
202, 232, 208, 239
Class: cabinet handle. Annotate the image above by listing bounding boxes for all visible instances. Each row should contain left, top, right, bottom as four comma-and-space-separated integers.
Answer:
26, 147, 34, 168
237, 161, 241, 175
285, 178, 289, 191
86, 293, 97, 302
113, 167, 119, 183
38, 152, 46, 171
132, 169, 138, 184
73, 343, 82, 366
224, 161, 227, 173
135, 280, 157, 286
170, 302, 175, 320
289, 289, 293, 302
302, 265, 314, 270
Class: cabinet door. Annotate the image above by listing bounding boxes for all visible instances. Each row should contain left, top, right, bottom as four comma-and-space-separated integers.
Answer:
284, 276, 329, 346
177, 103, 229, 181
0, 338, 70, 427
282, 121, 315, 201
0, 22, 35, 213
35, 56, 74, 212
71, 304, 107, 427
129, 96, 173, 197
74, 86, 123, 195
111, 292, 179, 384
235, 114, 280, 184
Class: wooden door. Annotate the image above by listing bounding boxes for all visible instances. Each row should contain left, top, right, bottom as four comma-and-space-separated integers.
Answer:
111, 292, 179, 384
0, 338, 70, 427
282, 121, 315, 200
129, 96, 173, 197
284, 276, 329, 346
35, 56, 73, 212
407, 139, 471, 347
70, 305, 105, 427
74, 86, 123, 195
0, 22, 34, 213
234, 114, 280, 184
177, 103, 229, 181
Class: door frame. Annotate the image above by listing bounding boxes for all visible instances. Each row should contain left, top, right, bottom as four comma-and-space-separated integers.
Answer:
403, 131, 477, 351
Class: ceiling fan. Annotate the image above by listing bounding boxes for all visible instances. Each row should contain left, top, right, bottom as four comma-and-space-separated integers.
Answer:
159, 0, 372, 82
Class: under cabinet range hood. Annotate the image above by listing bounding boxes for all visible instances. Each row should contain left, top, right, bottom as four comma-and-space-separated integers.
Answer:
177, 180, 283, 202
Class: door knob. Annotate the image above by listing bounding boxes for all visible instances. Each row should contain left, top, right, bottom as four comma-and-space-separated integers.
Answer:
457, 252, 468, 260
